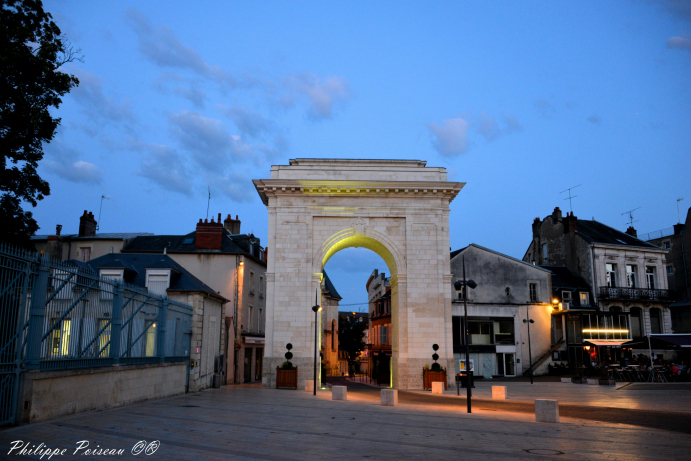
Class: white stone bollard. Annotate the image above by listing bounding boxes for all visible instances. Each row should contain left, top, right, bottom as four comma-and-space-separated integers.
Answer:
586, 378, 599, 385
381, 389, 398, 406
491, 386, 507, 400
304, 380, 314, 393
431, 382, 444, 394
535, 399, 559, 423
332, 386, 347, 400
560, 377, 571, 383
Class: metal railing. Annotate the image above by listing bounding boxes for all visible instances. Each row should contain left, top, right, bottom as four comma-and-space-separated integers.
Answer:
0, 243, 193, 425
599, 286, 672, 302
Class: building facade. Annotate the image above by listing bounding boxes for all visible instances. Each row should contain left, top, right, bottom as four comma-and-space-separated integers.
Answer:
366, 269, 392, 384
122, 214, 267, 385
524, 207, 673, 358
450, 244, 554, 378
320, 271, 341, 377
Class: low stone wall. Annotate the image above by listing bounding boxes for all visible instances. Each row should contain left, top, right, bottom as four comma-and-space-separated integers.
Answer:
21, 362, 187, 423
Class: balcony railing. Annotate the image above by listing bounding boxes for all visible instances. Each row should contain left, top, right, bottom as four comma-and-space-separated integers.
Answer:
599, 286, 672, 302
367, 343, 391, 351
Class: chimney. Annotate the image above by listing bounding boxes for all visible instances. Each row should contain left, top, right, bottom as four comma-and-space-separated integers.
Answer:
224, 214, 241, 235
532, 217, 541, 239
551, 207, 562, 224
564, 212, 578, 234
263, 246, 268, 262
625, 226, 638, 238
78, 210, 97, 237
195, 215, 223, 250
46, 224, 63, 260
674, 223, 684, 236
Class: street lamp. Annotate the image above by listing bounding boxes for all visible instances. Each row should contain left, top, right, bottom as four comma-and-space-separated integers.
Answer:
311, 288, 321, 396
523, 308, 535, 384
453, 256, 477, 414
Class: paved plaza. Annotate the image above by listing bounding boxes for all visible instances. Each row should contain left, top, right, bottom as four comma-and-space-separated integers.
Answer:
1, 380, 690, 460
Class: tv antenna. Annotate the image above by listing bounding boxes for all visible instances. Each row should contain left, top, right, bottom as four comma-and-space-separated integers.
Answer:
621, 207, 641, 227
560, 184, 581, 213
97, 195, 109, 231
677, 198, 684, 223
206, 186, 211, 220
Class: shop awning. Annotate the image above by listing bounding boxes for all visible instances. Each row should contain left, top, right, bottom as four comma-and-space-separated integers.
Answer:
649, 334, 691, 348
584, 340, 629, 347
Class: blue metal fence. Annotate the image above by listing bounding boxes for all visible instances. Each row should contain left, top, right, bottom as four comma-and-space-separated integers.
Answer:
0, 243, 193, 426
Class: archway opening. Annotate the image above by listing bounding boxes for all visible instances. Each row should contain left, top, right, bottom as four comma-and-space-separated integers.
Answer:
320, 234, 400, 388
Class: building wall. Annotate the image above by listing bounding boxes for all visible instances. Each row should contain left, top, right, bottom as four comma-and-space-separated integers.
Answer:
168, 253, 266, 384
451, 245, 553, 377
21, 362, 186, 423
321, 294, 340, 376
168, 293, 224, 391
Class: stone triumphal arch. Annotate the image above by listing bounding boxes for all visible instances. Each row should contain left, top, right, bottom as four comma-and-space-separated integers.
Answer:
253, 159, 464, 389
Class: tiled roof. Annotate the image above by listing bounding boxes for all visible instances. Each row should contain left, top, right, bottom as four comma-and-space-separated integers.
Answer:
322, 271, 342, 300
539, 265, 591, 291
87, 253, 227, 302
31, 233, 153, 241
575, 220, 657, 248
122, 229, 265, 262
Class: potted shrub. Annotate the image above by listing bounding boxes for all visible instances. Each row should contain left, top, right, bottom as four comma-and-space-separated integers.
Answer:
276, 343, 298, 389
423, 344, 447, 390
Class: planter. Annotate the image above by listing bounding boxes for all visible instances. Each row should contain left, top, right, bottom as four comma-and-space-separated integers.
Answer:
276, 367, 298, 389
599, 378, 616, 386
423, 369, 447, 390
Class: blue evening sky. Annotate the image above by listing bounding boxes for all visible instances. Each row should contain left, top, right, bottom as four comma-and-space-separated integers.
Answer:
37, 1, 691, 311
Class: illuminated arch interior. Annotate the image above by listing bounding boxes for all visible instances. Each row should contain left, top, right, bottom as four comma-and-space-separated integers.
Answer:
321, 234, 398, 276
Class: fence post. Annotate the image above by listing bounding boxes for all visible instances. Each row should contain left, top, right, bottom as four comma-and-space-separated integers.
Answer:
26, 255, 50, 370
110, 282, 124, 364
158, 298, 168, 361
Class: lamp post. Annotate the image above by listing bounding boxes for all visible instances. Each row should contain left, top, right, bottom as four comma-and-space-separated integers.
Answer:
311, 288, 321, 396
453, 256, 477, 414
523, 307, 535, 384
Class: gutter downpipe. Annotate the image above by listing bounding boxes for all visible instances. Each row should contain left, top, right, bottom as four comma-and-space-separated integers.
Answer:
234, 255, 240, 384
590, 245, 598, 307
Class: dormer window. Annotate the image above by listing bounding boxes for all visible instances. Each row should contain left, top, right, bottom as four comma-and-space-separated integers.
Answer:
146, 269, 171, 296
99, 269, 124, 299
580, 292, 589, 306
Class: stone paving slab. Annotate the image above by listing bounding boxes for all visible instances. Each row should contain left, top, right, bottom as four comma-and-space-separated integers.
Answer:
1, 385, 690, 460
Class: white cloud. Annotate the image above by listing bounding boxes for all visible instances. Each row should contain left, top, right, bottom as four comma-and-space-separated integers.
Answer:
126, 8, 237, 87
218, 105, 274, 139
427, 118, 469, 157
283, 73, 351, 119
137, 143, 193, 196
44, 140, 103, 184
504, 114, 523, 133
476, 112, 500, 141
587, 114, 602, 125
534, 98, 556, 118
667, 36, 691, 51
69, 69, 134, 128
168, 111, 233, 171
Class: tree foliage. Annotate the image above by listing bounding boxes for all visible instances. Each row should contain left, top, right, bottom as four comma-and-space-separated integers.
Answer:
338, 315, 367, 373
1, 0, 79, 248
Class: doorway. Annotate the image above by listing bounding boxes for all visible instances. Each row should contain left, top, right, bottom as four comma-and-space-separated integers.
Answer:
496, 353, 516, 377
244, 348, 252, 383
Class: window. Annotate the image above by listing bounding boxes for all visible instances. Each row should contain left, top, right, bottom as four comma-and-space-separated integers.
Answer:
630, 307, 643, 337
259, 275, 264, 295
99, 269, 124, 299
144, 321, 156, 357
380, 325, 388, 345
562, 291, 572, 303
249, 306, 254, 331
529, 283, 538, 302
579, 292, 589, 306
649, 308, 662, 334
98, 319, 111, 357
250, 271, 255, 294
505, 287, 511, 297
667, 265, 674, 275
606, 264, 617, 288
259, 308, 263, 332
626, 265, 637, 288
50, 319, 71, 357
663, 240, 671, 250
146, 270, 171, 296
80, 247, 91, 262
542, 244, 548, 261
51, 269, 73, 299
646, 267, 656, 289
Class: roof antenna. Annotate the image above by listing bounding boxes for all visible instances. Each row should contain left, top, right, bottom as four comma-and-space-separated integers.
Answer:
621, 207, 641, 227
560, 184, 581, 213
677, 198, 684, 224
97, 195, 109, 231
206, 186, 211, 220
